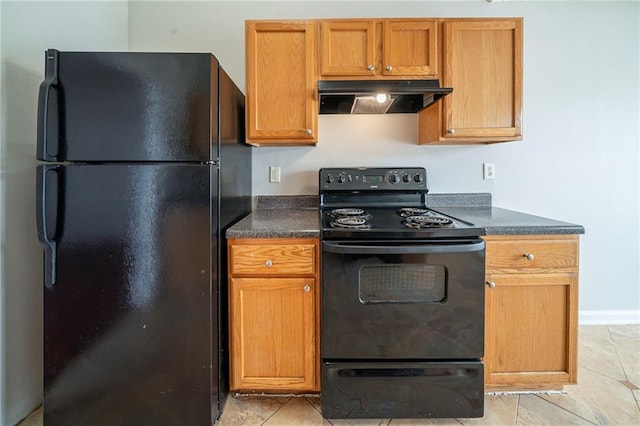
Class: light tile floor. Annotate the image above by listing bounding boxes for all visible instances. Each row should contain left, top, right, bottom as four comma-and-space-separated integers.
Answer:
18, 325, 639, 426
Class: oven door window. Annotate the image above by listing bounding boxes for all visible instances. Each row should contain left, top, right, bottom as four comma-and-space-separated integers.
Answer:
359, 264, 446, 304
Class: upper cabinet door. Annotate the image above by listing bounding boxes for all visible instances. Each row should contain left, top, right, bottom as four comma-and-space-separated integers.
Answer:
382, 19, 439, 77
319, 19, 439, 79
320, 20, 377, 76
441, 18, 523, 142
245, 21, 317, 146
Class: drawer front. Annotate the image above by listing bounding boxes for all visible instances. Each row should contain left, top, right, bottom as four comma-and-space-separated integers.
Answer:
485, 237, 578, 273
322, 361, 484, 419
230, 244, 316, 275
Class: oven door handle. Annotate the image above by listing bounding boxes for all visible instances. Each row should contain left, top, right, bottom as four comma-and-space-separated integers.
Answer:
322, 240, 485, 255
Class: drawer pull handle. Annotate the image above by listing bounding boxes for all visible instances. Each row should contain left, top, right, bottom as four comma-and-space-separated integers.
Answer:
265, 260, 273, 267
486, 281, 496, 289
524, 253, 535, 261
303, 285, 311, 293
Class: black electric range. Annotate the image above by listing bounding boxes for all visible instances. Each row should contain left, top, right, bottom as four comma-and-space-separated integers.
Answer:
319, 167, 486, 420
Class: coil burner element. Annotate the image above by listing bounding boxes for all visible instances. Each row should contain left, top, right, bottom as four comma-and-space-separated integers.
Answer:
403, 215, 454, 229
330, 217, 371, 229
331, 208, 368, 218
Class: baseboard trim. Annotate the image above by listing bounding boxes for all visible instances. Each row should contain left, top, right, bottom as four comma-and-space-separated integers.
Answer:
579, 310, 640, 325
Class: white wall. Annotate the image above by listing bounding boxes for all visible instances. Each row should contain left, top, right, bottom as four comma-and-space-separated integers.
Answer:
128, 1, 640, 319
0, 2, 128, 424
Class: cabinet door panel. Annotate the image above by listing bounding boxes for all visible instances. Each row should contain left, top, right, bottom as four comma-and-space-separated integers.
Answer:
419, 18, 523, 144
485, 273, 578, 389
246, 21, 317, 144
441, 19, 522, 139
383, 19, 438, 77
320, 20, 376, 76
230, 278, 316, 391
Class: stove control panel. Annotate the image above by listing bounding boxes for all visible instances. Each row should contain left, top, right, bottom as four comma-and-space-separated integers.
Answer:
320, 167, 428, 191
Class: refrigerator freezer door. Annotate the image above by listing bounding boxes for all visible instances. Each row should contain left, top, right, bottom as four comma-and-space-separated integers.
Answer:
37, 50, 219, 162
39, 163, 219, 425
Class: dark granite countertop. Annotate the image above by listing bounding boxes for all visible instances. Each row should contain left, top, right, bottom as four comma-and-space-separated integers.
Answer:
226, 208, 320, 239
434, 206, 585, 235
225, 194, 585, 239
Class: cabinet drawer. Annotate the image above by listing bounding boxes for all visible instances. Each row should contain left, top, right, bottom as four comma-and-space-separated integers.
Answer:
230, 244, 316, 275
485, 236, 578, 273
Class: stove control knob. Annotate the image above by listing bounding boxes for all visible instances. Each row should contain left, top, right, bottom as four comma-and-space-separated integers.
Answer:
337, 174, 346, 184
413, 173, 424, 183
325, 174, 334, 184
389, 173, 400, 184
402, 173, 411, 183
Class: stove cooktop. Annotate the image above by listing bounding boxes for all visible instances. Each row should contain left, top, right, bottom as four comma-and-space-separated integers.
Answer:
321, 205, 484, 239
319, 167, 485, 239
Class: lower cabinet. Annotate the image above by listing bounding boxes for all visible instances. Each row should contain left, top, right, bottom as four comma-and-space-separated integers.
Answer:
483, 235, 579, 391
227, 234, 580, 393
227, 238, 320, 392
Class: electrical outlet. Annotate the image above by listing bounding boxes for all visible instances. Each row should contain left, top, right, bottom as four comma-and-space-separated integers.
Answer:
483, 163, 495, 180
269, 166, 281, 183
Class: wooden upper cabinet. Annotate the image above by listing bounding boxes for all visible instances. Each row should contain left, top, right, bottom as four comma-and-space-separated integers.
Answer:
419, 18, 523, 144
320, 20, 377, 76
382, 19, 438, 77
245, 20, 318, 146
319, 19, 439, 79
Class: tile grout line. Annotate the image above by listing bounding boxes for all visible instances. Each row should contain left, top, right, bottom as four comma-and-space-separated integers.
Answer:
531, 394, 599, 425
608, 325, 631, 383
258, 397, 291, 426
608, 325, 640, 415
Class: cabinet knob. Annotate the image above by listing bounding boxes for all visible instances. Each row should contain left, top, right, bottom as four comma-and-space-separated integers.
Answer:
305, 128, 312, 135
524, 253, 535, 261
265, 260, 273, 267
386, 65, 393, 72
367, 64, 375, 71
447, 128, 455, 135
303, 285, 311, 293
486, 281, 496, 289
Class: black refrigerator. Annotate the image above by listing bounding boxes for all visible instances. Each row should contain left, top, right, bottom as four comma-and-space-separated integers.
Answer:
35, 49, 251, 425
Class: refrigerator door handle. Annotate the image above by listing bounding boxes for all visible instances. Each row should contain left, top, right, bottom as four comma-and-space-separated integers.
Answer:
37, 49, 60, 162
37, 165, 58, 287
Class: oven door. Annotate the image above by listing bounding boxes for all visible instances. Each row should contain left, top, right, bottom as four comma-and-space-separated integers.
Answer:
321, 239, 485, 360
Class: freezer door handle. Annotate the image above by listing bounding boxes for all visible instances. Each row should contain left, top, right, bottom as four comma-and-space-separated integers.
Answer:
36, 165, 58, 287
37, 49, 60, 162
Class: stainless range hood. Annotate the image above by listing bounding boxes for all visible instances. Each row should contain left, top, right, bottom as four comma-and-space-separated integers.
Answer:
318, 80, 453, 114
